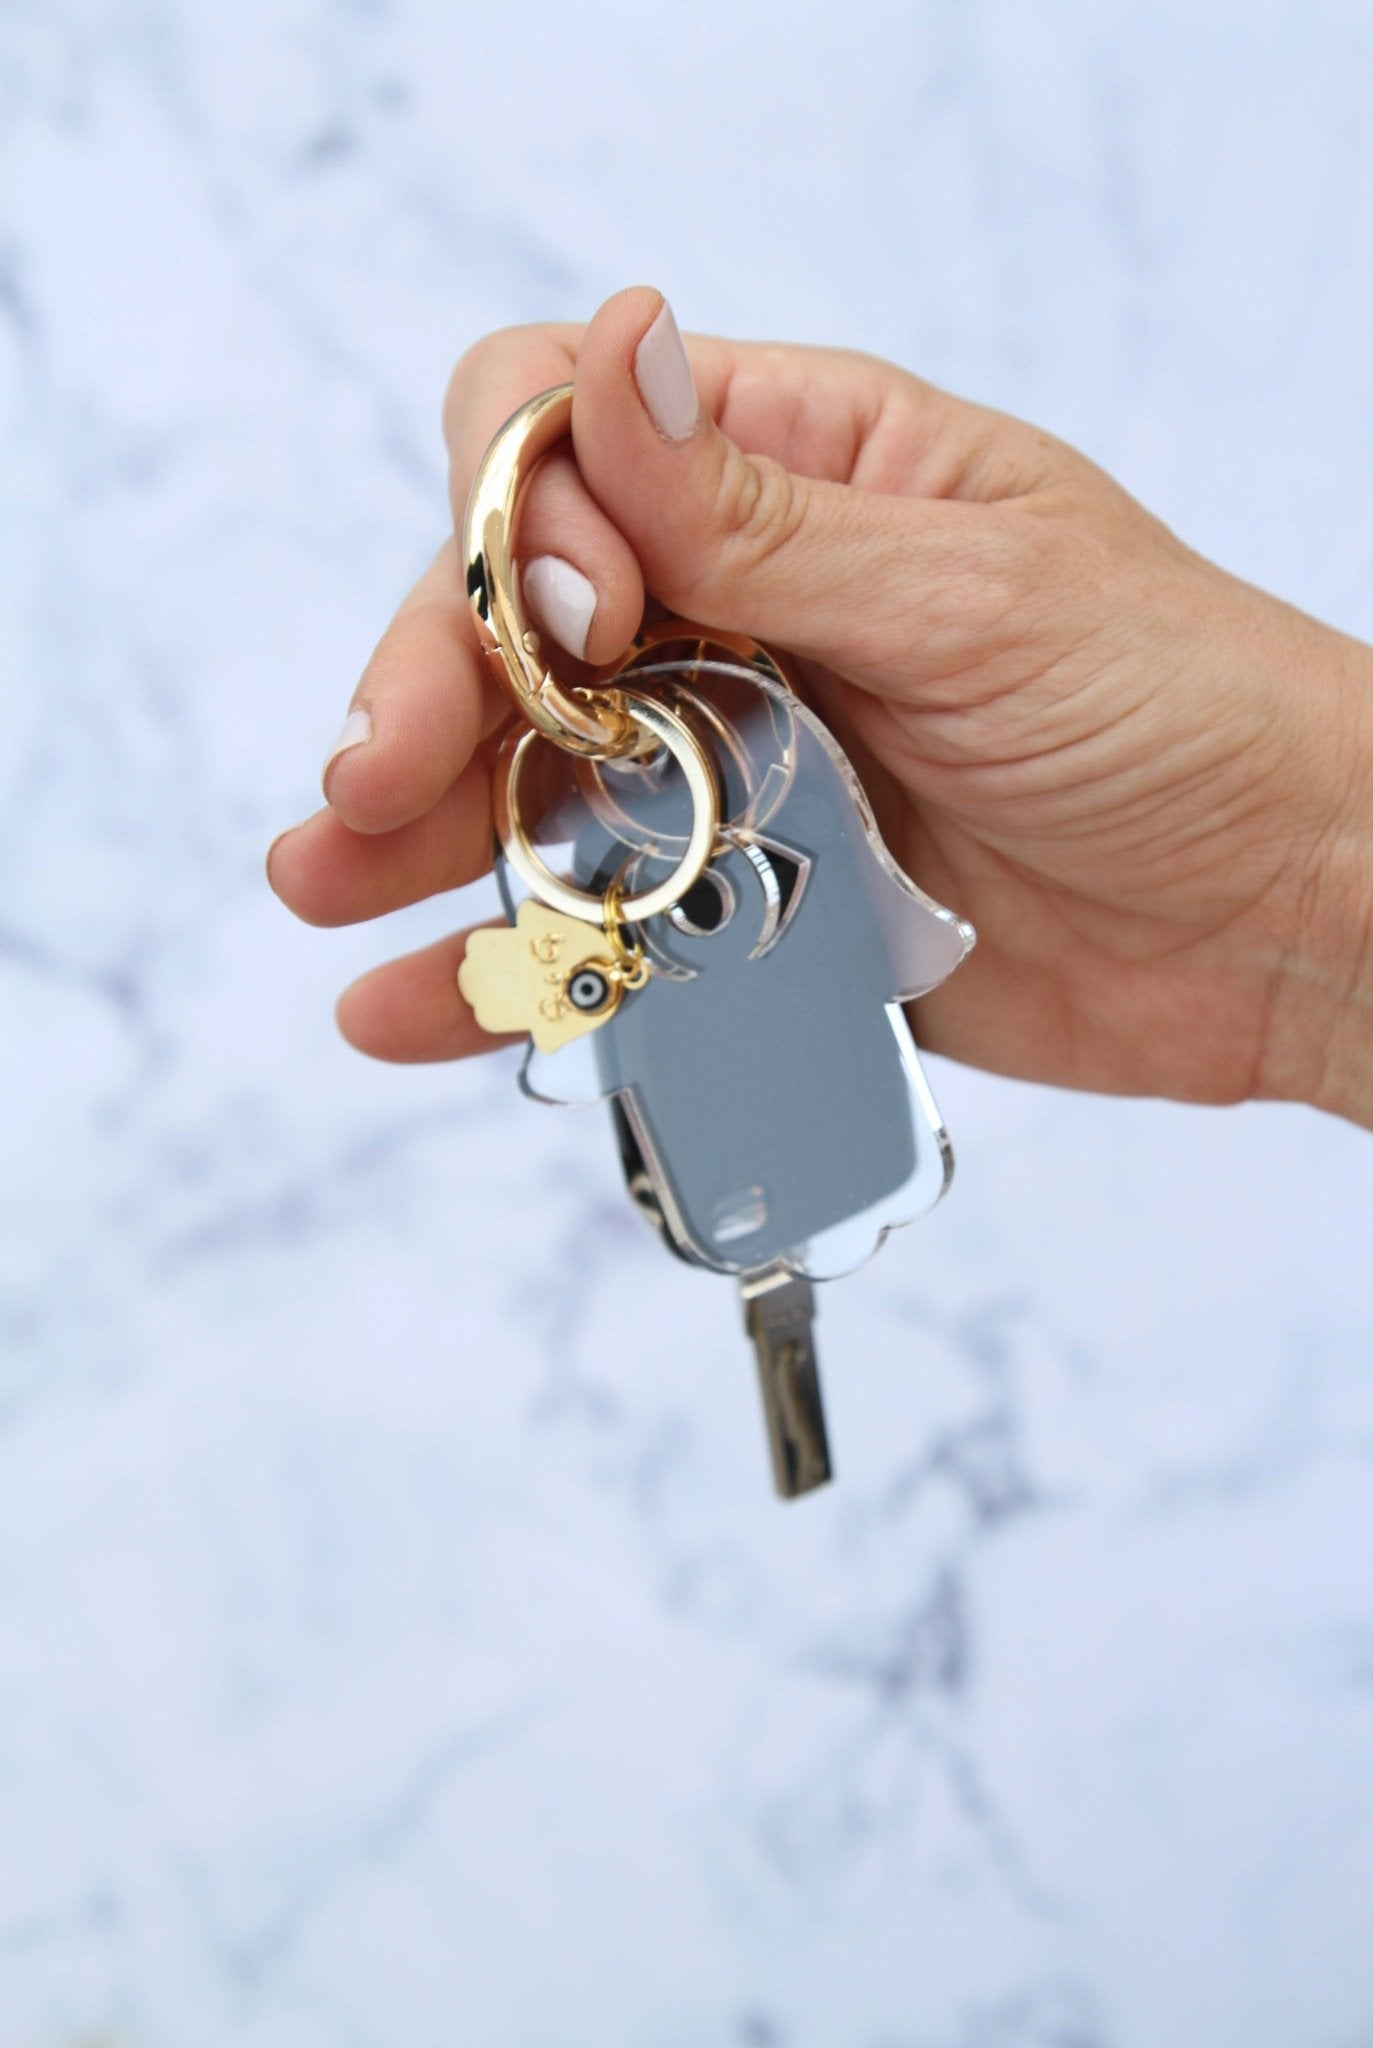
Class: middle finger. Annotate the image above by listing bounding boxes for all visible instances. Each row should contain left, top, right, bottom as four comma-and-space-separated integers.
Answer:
268, 749, 496, 928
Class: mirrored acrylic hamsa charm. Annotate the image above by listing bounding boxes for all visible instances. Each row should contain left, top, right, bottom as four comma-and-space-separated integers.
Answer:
497, 630, 975, 1289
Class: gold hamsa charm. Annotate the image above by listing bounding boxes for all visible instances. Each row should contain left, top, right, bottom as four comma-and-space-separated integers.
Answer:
458, 900, 631, 1054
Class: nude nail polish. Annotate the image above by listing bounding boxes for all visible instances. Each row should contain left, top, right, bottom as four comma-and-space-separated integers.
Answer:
325, 706, 371, 774
524, 555, 597, 660
633, 299, 699, 443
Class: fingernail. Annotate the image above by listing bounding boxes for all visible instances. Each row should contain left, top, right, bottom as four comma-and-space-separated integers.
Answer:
633, 298, 698, 443
265, 824, 297, 892
523, 554, 597, 660
325, 706, 371, 775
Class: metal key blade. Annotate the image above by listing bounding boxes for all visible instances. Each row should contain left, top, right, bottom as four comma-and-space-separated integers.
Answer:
741, 1264, 831, 1497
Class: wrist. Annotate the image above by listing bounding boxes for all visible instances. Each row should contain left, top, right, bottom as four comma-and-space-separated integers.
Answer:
1260, 622, 1373, 1127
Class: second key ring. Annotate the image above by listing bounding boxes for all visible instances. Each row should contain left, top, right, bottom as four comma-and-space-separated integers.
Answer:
495, 689, 721, 925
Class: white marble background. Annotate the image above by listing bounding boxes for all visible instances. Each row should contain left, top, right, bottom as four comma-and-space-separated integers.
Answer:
4, 3, 1373, 2044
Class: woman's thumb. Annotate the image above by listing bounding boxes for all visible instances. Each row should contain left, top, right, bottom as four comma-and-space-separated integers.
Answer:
569, 288, 956, 688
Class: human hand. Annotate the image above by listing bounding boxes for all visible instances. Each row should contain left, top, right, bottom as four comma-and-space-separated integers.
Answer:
267, 288, 1373, 1126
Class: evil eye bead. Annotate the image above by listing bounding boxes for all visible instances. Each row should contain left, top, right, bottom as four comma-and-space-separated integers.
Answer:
566, 965, 615, 1015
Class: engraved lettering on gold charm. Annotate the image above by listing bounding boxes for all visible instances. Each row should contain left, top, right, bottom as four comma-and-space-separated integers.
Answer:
458, 900, 640, 1053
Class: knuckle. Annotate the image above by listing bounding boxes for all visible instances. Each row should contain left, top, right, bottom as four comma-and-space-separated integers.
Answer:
713, 452, 808, 575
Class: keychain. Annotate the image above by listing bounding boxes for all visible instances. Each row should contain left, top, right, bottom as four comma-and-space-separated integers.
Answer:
460, 387, 975, 1498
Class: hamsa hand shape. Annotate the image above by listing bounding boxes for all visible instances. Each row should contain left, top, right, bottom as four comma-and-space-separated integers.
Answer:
460, 901, 631, 1054
495, 653, 975, 1282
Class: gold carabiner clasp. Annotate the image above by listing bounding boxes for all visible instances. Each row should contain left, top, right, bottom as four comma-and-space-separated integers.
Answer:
462, 384, 641, 760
